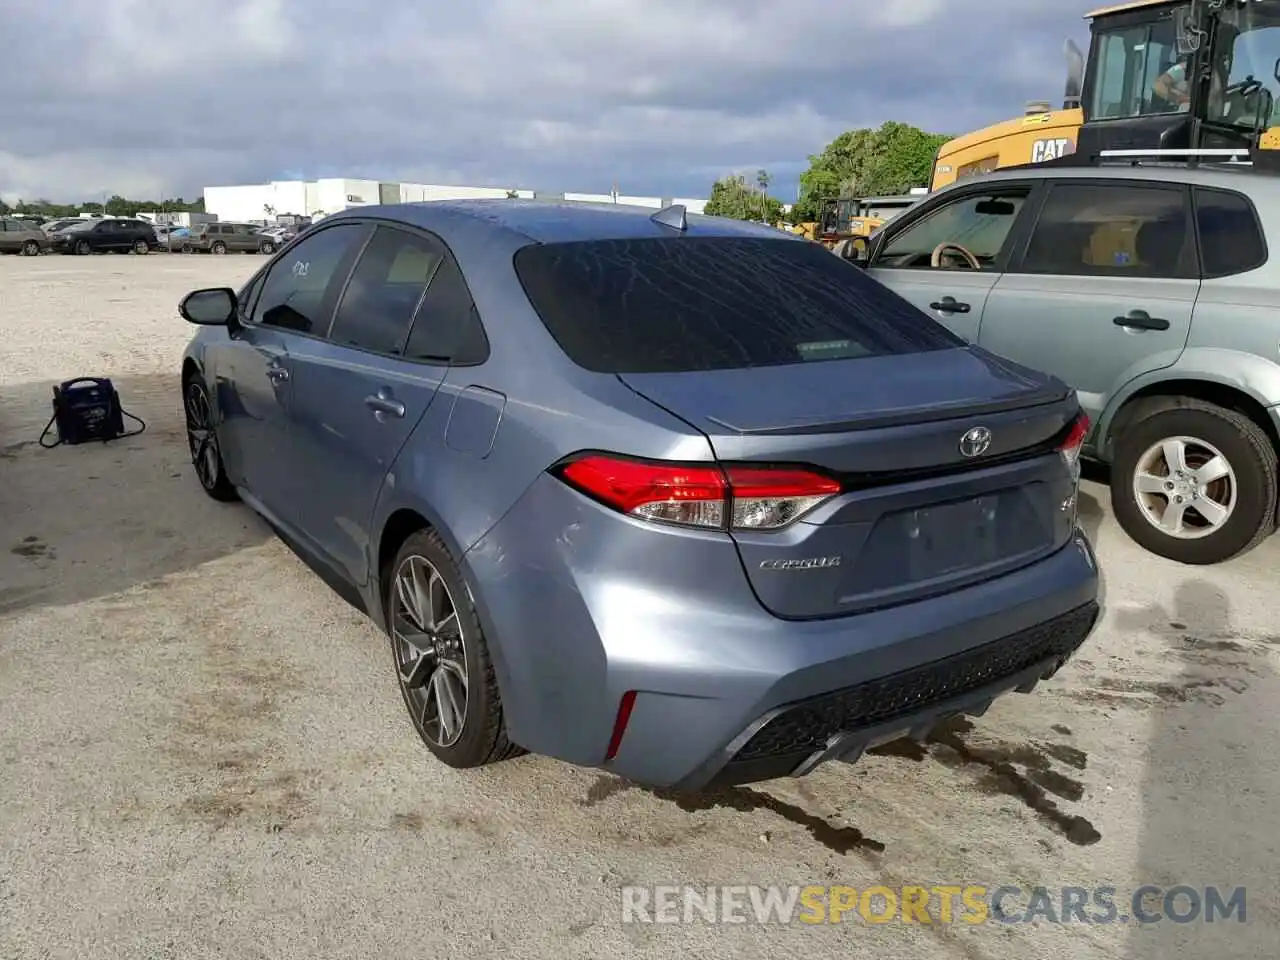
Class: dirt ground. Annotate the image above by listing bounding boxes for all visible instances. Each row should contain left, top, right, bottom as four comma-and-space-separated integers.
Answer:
1, 254, 1277, 959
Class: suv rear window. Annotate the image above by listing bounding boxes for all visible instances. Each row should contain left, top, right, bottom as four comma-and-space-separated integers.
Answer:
513, 237, 964, 373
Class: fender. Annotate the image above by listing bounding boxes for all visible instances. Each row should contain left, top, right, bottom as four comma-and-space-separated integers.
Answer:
365, 480, 521, 722
1094, 347, 1280, 460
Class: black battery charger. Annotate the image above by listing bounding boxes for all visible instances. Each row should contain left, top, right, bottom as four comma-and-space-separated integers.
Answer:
38, 377, 146, 448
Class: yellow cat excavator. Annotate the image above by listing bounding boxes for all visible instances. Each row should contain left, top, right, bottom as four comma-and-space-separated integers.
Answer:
930, 0, 1280, 190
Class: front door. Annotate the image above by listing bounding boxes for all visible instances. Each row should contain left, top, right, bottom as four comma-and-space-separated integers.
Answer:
978, 180, 1198, 429
212, 220, 371, 526
286, 224, 462, 586
865, 182, 1040, 342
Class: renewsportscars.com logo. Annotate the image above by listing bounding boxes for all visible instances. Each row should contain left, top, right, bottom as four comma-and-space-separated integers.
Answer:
621, 884, 1247, 925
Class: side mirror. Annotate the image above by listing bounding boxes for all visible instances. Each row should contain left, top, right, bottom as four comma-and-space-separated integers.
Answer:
180, 287, 238, 325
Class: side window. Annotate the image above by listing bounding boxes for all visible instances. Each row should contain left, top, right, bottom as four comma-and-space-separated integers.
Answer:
1, 220, 16, 231
404, 253, 489, 364
251, 223, 366, 335
1020, 182, 1191, 278
876, 190, 1030, 270
1194, 188, 1267, 277
327, 227, 442, 355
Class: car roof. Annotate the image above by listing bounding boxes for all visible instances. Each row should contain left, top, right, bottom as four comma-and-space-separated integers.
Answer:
969, 160, 1280, 200
319, 198, 801, 245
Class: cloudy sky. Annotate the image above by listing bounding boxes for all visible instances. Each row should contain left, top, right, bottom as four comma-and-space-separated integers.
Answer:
0, 0, 1096, 204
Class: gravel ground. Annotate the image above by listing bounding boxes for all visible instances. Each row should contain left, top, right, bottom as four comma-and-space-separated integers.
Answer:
1, 253, 1277, 959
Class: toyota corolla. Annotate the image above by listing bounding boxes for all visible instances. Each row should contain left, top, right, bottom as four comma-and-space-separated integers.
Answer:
178, 199, 1099, 790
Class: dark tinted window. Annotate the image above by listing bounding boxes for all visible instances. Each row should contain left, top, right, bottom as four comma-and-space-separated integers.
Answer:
1020, 183, 1191, 278
514, 237, 964, 374
328, 227, 441, 354
252, 223, 365, 335
1195, 188, 1266, 277
404, 254, 489, 364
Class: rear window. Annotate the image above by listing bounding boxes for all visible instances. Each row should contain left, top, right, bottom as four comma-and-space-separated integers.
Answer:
513, 237, 963, 373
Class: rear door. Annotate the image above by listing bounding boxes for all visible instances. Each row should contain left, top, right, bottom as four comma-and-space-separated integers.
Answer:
286, 223, 477, 587
978, 179, 1198, 428
865, 181, 1041, 342
0, 219, 20, 252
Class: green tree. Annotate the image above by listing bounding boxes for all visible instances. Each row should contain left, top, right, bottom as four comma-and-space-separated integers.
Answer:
794, 121, 949, 222
704, 174, 783, 223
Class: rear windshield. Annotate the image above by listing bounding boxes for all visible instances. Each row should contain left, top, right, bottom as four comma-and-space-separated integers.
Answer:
513, 237, 963, 373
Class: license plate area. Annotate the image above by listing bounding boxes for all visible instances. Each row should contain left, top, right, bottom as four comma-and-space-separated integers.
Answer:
845, 489, 1052, 597
906, 496, 1003, 580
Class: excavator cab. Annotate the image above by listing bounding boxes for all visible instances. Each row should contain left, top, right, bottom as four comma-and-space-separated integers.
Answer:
1074, 0, 1280, 158
930, 0, 1280, 191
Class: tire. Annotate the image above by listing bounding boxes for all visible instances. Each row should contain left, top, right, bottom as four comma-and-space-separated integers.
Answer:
384, 528, 522, 769
181, 242, 193, 254
1110, 400, 1276, 565
259, 240, 276, 255
211, 241, 227, 255
183, 377, 238, 502
75, 240, 91, 256
21, 240, 40, 256
132, 239, 149, 254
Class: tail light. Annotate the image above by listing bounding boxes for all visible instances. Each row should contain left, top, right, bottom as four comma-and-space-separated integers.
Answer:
1058, 412, 1090, 470
555, 454, 841, 531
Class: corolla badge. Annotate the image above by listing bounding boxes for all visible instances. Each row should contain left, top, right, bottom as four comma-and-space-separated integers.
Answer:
959, 426, 993, 458
759, 556, 842, 571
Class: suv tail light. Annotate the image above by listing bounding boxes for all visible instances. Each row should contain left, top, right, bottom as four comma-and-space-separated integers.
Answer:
555, 454, 841, 531
1058, 412, 1090, 470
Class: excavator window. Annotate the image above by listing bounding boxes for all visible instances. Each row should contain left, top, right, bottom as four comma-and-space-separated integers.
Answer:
1090, 19, 1184, 119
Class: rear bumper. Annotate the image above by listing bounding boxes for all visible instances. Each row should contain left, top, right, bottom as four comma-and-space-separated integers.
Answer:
461, 474, 1101, 790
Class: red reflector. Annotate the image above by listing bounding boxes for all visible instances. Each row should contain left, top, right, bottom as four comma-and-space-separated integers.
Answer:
605, 690, 638, 761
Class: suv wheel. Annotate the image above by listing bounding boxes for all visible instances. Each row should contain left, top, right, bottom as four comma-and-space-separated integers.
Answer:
1111, 401, 1277, 564
211, 241, 227, 255
75, 239, 91, 255
132, 239, 149, 254
20, 240, 40, 256
385, 529, 523, 769
259, 240, 276, 255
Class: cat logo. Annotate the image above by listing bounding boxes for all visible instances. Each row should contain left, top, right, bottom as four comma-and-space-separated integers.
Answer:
1031, 138, 1075, 163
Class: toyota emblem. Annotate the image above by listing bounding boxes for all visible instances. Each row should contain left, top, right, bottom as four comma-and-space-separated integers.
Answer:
959, 426, 992, 458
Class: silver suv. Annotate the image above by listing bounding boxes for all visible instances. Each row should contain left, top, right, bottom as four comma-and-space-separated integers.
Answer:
851, 155, 1279, 565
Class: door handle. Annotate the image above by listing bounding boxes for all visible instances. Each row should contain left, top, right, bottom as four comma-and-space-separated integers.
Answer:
929, 296, 971, 314
266, 364, 289, 383
1113, 310, 1170, 331
364, 390, 406, 419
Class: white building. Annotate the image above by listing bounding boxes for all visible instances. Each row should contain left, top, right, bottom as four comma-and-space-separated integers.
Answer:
203, 177, 706, 223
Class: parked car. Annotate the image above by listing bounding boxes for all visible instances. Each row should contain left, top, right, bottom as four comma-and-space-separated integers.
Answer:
177, 200, 1099, 790
49, 218, 158, 255
42, 218, 87, 234
0, 217, 51, 255
184, 222, 278, 255
848, 158, 1280, 566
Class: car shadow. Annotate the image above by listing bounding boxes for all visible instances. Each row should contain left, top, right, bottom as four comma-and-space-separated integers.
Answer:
0, 374, 270, 615
1116, 579, 1277, 957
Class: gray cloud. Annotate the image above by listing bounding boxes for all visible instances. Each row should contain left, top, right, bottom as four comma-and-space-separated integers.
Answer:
0, 0, 1093, 203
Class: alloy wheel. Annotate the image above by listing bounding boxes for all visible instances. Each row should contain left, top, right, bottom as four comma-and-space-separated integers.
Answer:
184, 382, 221, 491
391, 554, 469, 748
1132, 435, 1237, 539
